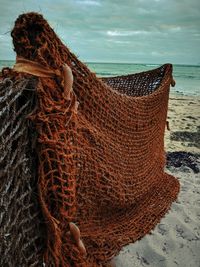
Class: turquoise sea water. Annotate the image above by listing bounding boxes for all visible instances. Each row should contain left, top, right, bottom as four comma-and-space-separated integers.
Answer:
88, 62, 200, 96
0, 60, 199, 96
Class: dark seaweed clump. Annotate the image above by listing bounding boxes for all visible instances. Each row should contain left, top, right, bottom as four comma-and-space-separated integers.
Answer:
167, 152, 200, 173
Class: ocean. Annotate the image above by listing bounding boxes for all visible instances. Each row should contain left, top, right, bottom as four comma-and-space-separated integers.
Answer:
0, 60, 199, 96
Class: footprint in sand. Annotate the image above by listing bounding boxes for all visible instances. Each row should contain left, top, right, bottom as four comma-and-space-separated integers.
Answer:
184, 216, 191, 223
136, 252, 150, 266
176, 223, 200, 241
157, 224, 168, 236
162, 242, 169, 254
175, 224, 185, 239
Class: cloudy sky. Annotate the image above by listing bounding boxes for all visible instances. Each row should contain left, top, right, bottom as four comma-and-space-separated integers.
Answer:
0, 0, 199, 64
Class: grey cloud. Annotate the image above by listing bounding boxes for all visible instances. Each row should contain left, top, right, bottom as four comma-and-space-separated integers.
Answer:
75, 0, 102, 6
0, 0, 199, 64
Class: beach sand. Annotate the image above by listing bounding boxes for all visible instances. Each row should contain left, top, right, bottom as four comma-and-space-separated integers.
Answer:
165, 94, 200, 153
113, 94, 200, 267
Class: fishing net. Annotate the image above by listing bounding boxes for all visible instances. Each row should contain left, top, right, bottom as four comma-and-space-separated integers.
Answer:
0, 12, 180, 267
0, 73, 45, 266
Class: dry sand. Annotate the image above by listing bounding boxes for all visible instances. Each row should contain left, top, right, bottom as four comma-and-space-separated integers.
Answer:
165, 94, 200, 153
113, 94, 200, 267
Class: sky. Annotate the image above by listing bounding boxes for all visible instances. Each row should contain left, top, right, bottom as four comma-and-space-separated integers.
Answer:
0, 0, 200, 64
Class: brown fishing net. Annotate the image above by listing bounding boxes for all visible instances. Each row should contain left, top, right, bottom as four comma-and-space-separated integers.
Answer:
0, 12, 180, 267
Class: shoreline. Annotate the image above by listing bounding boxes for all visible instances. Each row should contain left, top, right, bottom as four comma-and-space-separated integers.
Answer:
1, 61, 199, 98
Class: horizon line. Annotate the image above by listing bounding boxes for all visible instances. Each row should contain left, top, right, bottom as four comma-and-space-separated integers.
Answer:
0, 59, 199, 67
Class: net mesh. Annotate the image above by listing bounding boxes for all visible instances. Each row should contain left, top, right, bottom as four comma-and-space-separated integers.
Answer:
0, 74, 45, 266
0, 12, 180, 267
